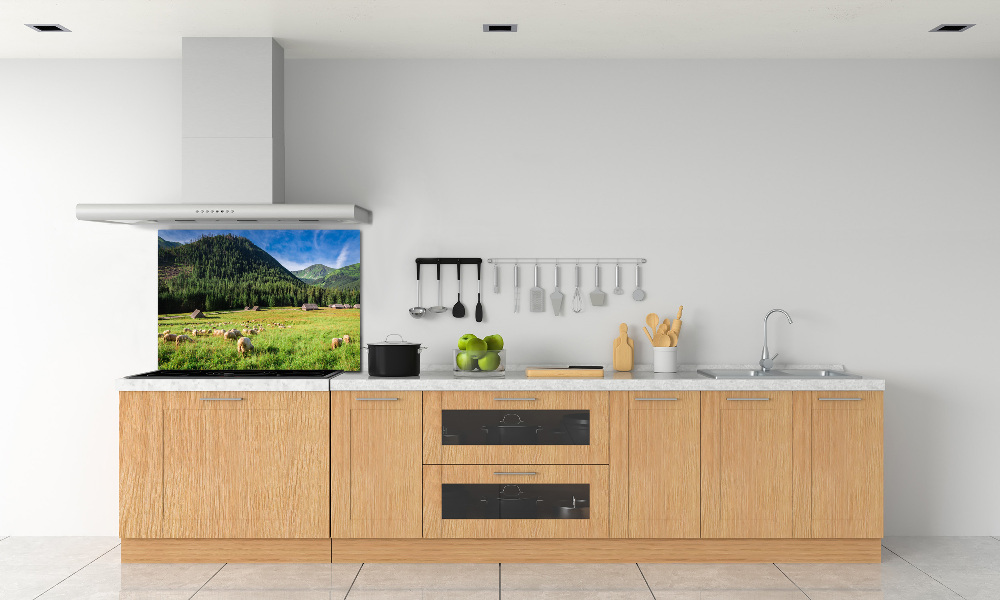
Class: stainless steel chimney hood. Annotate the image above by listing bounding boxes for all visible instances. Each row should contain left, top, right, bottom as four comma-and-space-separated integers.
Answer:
76, 37, 371, 226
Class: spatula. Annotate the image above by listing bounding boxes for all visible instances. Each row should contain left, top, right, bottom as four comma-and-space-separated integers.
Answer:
550, 265, 564, 316
589, 264, 607, 306
529, 264, 545, 312
451, 263, 466, 318
475, 262, 484, 322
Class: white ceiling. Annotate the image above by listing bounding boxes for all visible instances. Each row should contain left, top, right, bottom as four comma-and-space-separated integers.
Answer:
2, 0, 997, 59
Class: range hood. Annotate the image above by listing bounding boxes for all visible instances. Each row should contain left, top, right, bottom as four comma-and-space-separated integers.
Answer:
76, 37, 371, 226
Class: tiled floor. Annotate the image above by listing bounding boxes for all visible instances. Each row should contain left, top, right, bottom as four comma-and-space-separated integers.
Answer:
1, 537, 998, 599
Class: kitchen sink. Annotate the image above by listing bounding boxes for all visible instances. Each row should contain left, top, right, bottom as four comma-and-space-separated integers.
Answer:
697, 368, 861, 379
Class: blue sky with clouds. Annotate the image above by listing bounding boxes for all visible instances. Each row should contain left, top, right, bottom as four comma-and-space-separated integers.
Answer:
159, 230, 361, 272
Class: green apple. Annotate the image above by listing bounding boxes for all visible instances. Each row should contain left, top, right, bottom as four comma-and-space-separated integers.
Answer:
457, 334, 478, 351
478, 351, 501, 371
455, 351, 476, 371
483, 334, 504, 351
465, 337, 488, 359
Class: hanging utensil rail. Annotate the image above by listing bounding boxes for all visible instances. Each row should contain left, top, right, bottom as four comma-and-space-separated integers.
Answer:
487, 258, 646, 265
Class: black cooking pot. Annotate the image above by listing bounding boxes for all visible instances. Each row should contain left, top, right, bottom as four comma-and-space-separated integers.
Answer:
561, 412, 591, 445
497, 484, 542, 519
482, 413, 543, 445
365, 334, 425, 377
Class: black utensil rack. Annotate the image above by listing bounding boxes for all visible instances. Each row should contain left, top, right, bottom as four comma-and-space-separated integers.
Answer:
416, 258, 483, 267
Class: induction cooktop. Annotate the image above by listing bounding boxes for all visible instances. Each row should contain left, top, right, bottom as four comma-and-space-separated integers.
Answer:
128, 370, 343, 379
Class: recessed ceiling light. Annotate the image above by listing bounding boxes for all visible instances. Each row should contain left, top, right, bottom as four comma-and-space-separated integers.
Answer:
930, 24, 975, 32
25, 24, 71, 32
483, 24, 517, 32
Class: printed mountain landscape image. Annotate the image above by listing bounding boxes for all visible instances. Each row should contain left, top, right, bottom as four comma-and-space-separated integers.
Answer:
157, 230, 361, 371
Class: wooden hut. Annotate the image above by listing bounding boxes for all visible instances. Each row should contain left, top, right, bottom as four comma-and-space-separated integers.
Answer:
353, 304, 361, 309
302, 303, 319, 311
191, 309, 206, 318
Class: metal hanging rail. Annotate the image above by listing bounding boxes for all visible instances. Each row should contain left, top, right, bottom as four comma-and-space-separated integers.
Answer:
487, 258, 646, 265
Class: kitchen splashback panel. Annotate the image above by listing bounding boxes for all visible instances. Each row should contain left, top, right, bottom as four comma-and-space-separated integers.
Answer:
156, 229, 361, 371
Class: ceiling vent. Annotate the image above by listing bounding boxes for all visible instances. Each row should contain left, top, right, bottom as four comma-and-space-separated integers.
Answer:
930, 24, 975, 32
25, 24, 71, 32
483, 24, 517, 32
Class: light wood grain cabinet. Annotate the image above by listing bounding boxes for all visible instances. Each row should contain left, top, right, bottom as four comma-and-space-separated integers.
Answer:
331, 391, 422, 538
121, 391, 330, 539
422, 464, 609, 538
701, 391, 794, 538
423, 391, 609, 465
797, 391, 883, 538
622, 392, 700, 538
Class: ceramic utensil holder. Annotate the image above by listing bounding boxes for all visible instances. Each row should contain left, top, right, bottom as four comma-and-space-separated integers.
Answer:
653, 347, 678, 373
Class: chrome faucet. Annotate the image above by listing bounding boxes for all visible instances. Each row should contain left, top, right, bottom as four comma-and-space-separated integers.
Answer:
760, 309, 793, 372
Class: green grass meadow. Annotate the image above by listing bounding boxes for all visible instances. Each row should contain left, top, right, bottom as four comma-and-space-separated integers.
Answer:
157, 307, 361, 371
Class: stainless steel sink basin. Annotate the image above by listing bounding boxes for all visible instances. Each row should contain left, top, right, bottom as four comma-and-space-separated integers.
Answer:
779, 369, 861, 378
697, 368, 861, 379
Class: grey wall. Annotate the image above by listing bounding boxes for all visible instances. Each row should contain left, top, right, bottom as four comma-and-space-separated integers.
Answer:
1, 59, 998, 535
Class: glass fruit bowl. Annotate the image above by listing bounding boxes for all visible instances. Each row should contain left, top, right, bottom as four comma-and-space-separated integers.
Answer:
454, 349, 506, 377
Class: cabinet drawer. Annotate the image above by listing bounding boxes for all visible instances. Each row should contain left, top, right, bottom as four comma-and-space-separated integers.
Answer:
160, 391, 315, 410
423, 391, 609, 465
423, 464, 609, 538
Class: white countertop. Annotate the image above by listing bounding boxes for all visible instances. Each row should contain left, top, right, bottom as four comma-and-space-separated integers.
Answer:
117, 365, 884, 392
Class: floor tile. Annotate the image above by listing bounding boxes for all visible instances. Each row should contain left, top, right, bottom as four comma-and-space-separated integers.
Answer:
638, 563, 798, 592
883, 536, 1000, 571
0, 564, 82, 600
203, 562, 361, 592
499, 563, 652, 599
917, 566, 1000, 600
502, 562, 651, 591
696, 593, 809, 600
195, 592, 336, 599
121, 561, 224, 591
0, 536, 120, 568
347, 563, 499, 600
776, 562, 883, 590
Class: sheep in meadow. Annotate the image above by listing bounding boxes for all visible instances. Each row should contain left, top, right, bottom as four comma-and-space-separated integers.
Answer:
237, 337, 253, 356
331, 337, 342, 350
162, 333, 178, 342
225, 330, 240, 341
342, 334, 352, 345
174, 335, 192, 346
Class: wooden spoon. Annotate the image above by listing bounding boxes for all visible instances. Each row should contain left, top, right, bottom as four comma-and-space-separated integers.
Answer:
653, 323, 670, 347
645, 313, 659, 334
643, 326, 655, 346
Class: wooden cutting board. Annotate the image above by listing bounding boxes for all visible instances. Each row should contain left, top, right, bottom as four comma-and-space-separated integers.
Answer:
613, 323, 634, 372
525, 367, 605, 378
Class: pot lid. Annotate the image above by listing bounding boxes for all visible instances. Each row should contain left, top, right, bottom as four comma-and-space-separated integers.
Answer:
367, 334, 421, 346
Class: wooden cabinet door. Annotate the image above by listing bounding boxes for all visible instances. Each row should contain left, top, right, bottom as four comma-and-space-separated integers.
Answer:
120, 392, 164, 538
160, 392, 329, 539
423, 464, 609, 539
423, 391, 609, 465
702, 391, 793, 538
626, 392, 700, 538
802, 391, 883, 538
331, 392, 422, 538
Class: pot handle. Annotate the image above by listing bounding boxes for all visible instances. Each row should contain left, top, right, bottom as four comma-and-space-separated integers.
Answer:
385, 333, 404, 342
418, 346, 426, 354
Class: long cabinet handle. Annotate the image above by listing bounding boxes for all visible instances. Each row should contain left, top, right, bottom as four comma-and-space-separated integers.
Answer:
200, 397, 243, 402
727, 397, 771, 402
636, 397, 679, 401
819, 397, 863, 402
356, 397, 400, 401
494, 397, 537, 402
493, 472, 537, 476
